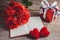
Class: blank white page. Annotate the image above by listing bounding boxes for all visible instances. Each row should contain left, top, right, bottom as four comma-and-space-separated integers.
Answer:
10, 24, 28, 37
27, 17, 44, 32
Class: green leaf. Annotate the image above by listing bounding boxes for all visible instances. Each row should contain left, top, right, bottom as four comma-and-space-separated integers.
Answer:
21, 0, 33, 7
26, 1, 33, 6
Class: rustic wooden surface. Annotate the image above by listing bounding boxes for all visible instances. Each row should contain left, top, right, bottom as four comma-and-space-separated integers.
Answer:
0, 0, 60, 40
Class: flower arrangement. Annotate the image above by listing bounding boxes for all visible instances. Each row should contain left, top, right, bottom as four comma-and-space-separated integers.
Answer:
2, 1, 30, 29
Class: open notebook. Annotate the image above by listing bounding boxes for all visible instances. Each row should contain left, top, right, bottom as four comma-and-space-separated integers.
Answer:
10, 17, 44, 37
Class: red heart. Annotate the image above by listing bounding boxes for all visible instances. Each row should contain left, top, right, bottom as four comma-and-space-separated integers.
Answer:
40, 27, 50, 37
29, 28, 39, 39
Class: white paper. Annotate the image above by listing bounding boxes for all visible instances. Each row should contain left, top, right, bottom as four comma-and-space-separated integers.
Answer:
10, 24, 28, 37
27, 17, 44, 32
10, 17, 44, 37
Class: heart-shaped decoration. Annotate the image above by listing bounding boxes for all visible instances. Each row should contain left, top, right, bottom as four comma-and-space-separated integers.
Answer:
40, 27, 50, 37
29, 28, 39, 39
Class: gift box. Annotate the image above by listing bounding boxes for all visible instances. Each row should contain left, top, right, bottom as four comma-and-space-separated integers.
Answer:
39, 0, 60, 23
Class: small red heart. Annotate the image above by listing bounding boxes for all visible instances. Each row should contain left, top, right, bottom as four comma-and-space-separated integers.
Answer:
40, 27, 50, 37
29, 28, 39, 39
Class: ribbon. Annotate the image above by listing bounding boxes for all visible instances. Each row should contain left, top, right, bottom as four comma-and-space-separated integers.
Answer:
40, 0, 60, 19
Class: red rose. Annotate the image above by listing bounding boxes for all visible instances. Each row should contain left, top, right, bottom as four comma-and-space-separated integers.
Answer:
7, 20, 18, 29
16, 11, 30, 25
6, 17, 19, 29
2, 1, 30, 29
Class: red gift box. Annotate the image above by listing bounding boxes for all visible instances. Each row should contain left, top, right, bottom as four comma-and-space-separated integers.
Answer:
39, 0, 59, 23
40, 8, 55, 23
